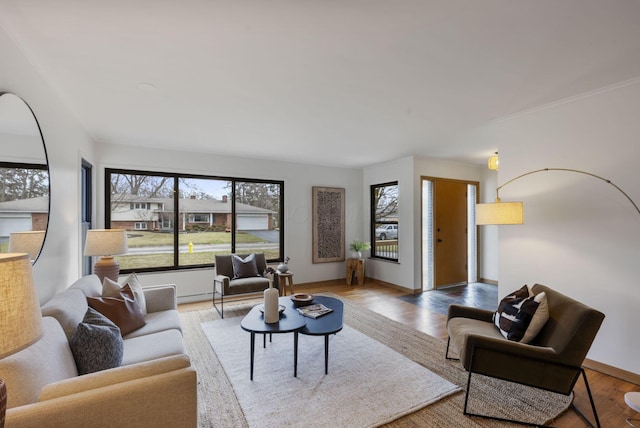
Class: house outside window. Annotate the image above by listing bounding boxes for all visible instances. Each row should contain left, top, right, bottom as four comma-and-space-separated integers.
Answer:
371, 181, 399, 261
105, 169, 284, 274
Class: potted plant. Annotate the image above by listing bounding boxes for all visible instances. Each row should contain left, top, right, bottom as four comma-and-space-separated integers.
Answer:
349, 240, 371, 259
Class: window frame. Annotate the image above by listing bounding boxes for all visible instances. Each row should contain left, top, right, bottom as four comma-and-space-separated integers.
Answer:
370, 181, 399, 261
105, 168, 284, 274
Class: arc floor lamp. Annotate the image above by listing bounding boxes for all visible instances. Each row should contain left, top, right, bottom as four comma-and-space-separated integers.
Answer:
476, 168, 640, 225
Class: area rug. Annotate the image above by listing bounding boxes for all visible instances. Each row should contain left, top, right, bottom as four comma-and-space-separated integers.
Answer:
181, 296, 573, 427
201, 317, 460, 428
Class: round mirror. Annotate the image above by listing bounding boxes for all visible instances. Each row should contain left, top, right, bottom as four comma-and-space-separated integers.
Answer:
0, 93, 50, 264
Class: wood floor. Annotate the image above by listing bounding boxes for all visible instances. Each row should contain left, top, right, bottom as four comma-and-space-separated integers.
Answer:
179, 279, 638, 427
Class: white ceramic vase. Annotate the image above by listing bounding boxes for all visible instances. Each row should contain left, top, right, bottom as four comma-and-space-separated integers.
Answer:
277, 263, 289, 273
263, 280, 279, 323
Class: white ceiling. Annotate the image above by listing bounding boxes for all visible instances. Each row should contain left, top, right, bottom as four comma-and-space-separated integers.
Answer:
2, 0, 640, 168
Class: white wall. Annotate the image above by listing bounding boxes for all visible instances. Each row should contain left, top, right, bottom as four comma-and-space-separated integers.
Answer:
489, 78, 640, 374
363, 156, 488, 291
95, 143, 363, 301
0, 27, 97, 303
363, 157, 415, 289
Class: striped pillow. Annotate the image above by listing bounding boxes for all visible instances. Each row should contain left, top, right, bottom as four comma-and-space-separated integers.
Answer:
494, 285, 548, 343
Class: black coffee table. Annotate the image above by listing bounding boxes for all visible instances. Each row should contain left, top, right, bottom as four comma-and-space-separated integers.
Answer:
284, 295, 344, 374
240, 301, 307, 380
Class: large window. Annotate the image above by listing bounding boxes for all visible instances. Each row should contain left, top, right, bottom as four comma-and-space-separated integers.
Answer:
0, 162, 49, 254
370, 181, 398, 261
105, 169, 283, 273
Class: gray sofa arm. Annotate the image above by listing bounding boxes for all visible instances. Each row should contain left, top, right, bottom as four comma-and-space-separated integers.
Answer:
143, 284, 177, 312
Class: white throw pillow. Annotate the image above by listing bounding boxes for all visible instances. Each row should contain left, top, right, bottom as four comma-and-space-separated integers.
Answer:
103, 272, 147, 316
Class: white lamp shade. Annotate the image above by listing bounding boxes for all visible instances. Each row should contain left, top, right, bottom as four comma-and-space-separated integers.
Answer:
0, 253, 43, 358
9, 231, 45, 260
487, 154, 499, 171
84, 229, 128, 256
476, 202, 524, 225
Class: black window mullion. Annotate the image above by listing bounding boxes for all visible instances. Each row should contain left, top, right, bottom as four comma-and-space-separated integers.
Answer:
173, 176, 179, 267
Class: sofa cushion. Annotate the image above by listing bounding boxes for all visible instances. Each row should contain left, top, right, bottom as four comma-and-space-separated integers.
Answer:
103, 273, 147, 316
232, 254, 260, 279
70, 308, 124, 375
124, 309, 183, 339
0, 317, 78, 408
494, 285, 549, 342
121, 329, 185, 366
88, 285, 146, 336
41, 288, 89, 341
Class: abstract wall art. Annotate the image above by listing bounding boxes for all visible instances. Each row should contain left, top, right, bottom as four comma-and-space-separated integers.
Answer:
312, 186, 345, 263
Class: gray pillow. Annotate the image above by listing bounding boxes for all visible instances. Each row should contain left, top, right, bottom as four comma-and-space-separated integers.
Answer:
232, 254, 260, 279
70, 307, 124, 375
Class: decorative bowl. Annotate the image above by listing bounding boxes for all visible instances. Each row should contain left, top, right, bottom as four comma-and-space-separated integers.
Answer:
290, 293, 314, 307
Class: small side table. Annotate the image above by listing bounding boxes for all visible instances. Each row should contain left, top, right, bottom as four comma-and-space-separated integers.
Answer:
625, 391, 640, 426
346, 258, 365, 286
277, 272, 294, 296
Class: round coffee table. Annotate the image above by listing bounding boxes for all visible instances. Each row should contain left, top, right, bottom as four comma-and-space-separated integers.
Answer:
240, 302, 306, 380
284, 295, 344, 374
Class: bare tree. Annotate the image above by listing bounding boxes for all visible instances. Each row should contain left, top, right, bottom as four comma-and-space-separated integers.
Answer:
0, 165, 48, 202
374, 184, 398, 221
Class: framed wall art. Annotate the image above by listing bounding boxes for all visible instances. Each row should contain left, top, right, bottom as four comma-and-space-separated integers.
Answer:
312, 186, 345, 263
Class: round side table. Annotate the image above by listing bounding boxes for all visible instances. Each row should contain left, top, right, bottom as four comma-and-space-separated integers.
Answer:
276, 272, 294, 296
625, 391, 640, 427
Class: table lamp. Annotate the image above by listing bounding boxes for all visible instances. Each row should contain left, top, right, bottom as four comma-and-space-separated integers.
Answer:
8, 231, 46, 262
0, 253, 44, 426
83, 229, 128, 282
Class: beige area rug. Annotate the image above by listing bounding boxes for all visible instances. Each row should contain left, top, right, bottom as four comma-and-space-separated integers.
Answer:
201, 317, 460, 428
181, 296, 572, 427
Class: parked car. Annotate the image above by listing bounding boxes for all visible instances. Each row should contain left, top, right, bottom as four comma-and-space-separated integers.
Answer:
375, 224, 398, 240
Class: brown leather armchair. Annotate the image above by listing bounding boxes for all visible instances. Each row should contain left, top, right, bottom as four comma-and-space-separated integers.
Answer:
446, 283, 605, 427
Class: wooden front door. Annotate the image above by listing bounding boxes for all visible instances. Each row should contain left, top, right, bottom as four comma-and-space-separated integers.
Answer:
434, 179, 468, 288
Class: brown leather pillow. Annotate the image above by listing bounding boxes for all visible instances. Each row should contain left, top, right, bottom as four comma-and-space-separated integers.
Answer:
87, 284, 146, 336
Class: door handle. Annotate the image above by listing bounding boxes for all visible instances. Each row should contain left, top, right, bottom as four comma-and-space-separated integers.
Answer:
437, 239, 443, 243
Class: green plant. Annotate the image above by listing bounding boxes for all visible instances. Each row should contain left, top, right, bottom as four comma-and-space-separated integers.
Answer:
349, 240, 371, 252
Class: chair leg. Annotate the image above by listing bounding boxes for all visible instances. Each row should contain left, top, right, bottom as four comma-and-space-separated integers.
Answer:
445, 337, 458, 360
463, 370, 544, 426
212, 283, 224, 318
570, 368, 601, 428
463, 367, 601, 427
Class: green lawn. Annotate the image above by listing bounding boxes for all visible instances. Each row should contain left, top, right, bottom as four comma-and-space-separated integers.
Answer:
126, 231, 267, 247
117, 248, 280, 270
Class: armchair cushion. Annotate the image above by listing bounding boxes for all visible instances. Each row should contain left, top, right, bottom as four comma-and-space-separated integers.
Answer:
232, 254, 260, 279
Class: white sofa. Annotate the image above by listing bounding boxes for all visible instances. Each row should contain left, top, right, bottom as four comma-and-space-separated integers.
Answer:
0, 275, 197, 428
